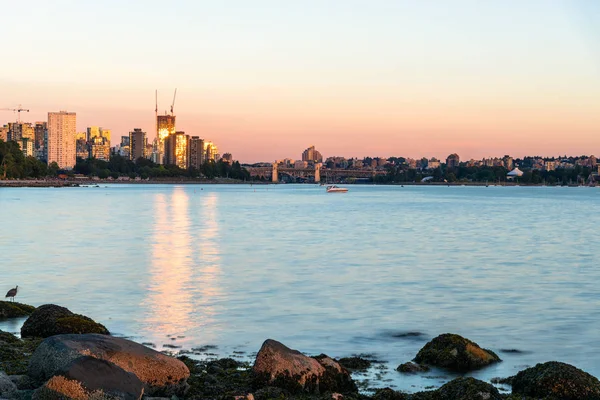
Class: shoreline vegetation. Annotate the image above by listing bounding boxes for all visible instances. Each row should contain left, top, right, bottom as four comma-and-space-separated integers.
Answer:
2, 140, 598, 187
2, 301, 600, 399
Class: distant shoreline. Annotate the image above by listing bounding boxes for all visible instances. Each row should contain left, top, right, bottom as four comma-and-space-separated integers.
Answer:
0, 179, 593, 188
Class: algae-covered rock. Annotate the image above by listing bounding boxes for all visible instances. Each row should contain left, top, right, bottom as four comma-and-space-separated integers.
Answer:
337, 357, 372, 371
396, 362, 429, 373
28, 333, 189, 396
0, 301, 35, 319
31, 356, 144, 400
252, 339, 357, 394
413, 333, 500, 372
0, 329, 42, 375
371, 387, 409, 400
21, 304, 109, 338
511, 361, 600, 400
410, 377, 502, 400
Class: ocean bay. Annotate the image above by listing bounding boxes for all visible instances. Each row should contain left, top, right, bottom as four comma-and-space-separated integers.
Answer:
1, 184, 598, 392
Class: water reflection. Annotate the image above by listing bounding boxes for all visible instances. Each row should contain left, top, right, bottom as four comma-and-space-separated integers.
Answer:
143, 188, 222, 346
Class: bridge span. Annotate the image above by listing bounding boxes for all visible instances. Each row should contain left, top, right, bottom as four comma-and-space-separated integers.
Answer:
245, 164, 386, 183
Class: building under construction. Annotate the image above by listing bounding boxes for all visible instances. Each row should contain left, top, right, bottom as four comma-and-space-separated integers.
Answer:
155, 89, 177, 164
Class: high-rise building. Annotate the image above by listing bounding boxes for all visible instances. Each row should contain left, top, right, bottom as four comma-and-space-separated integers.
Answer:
204, 141, 218, 162
164, 131, 189, 169
48, 111, 76, 169
86, 126, 100, 142
20, 138, 34, 157
129, 128, 146, 161
157, 114, 176, 164
302, 145, 323, 163
7, 122, 34, 142
0, 125, 8, 142
34, 122, 47, 155
188, 136, 205, 169
221, 153, 233, 164
446, 153, 460, 168
90, 135, 110, 161
99, 128, 111, 142
76, 138, 89, 160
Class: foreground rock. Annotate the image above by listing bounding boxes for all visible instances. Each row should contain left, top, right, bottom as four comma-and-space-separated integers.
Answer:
412, 333, 500, 372
21, 304, 109, 338
511, 361, 600, 400
252, 339, 356, 394
32, 356, 145, 400
28, 334, 189, 396
0, 301, 36, 319
0, 329, 42, 375
411, 377, 502, 400
0, 371, 19, 400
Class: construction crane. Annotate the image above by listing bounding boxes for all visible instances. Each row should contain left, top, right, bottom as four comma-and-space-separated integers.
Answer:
0, 105, 29, 123
170, 88, 177, 116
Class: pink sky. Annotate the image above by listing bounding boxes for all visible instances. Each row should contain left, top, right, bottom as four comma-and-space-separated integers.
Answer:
1, 1, 599, 163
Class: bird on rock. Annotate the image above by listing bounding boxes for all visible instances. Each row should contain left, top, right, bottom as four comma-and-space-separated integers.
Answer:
5, 286, 18, 302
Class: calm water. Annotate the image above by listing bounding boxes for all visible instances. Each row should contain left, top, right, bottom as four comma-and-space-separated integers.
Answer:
1, 184, 599, 392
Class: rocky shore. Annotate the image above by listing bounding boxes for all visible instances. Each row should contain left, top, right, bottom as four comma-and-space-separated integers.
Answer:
1, 301, 599, 400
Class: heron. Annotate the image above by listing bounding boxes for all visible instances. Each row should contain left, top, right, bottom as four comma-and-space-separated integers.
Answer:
5, 286, 18, 302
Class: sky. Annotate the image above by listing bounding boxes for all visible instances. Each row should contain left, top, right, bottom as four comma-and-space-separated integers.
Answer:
1, 0, 599, 163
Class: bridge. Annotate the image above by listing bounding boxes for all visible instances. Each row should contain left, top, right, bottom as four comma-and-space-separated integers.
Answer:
245, 163, 387, 183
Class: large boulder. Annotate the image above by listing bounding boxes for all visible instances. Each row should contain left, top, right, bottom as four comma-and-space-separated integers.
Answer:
32, 356, 144, 400
0, 301, 35, 319
511, 361, 600, 400
28, 334, 189, 396
252, 339, 356, 394
21, 304, 109, 338
413, 333, 500, 372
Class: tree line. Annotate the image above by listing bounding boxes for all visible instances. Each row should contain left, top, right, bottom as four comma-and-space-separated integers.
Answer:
73, 154, 251, 180
1, 139, 251, 181
377, 164, 594, 184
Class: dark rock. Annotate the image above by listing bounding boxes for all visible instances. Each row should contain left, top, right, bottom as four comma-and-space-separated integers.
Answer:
414, 333, 501, 372
0, 330, 42, 375
32, 356, 144, 400
396, 362, 429, 373
28, 333, 190, 396
252, 339, 357, 394
0, 371, 18, 399
371, 387, 409, 400
253, 386, 287, 400
511, 361, 600, 400
411, 377, 502, 400
21, 304, 109, 338
0, 301, 35, 319
337, 357, 372, 371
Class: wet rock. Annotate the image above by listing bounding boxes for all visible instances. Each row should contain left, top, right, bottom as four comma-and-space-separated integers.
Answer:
0, 301, 35, 319
0, 330, 42, 375
371, 387, 409, 400
28, 333, 189, 396
21, 304, 109, 338
411, 377, 502, 400
337, 357, 372, 371
511, 361, 600, 400
32, 356, 144, 400
252, 339, 357, 394
413, 333, 500, 372
0, 371, 18, 400
396, 362, 430, 373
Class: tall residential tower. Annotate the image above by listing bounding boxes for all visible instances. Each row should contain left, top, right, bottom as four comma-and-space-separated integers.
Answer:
48, 111, 76, 169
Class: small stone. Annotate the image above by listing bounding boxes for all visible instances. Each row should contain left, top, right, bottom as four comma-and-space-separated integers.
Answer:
396, 362, 429, 373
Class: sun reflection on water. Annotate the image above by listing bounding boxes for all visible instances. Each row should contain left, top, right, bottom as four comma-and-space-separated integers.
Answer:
143, 188, 222, 347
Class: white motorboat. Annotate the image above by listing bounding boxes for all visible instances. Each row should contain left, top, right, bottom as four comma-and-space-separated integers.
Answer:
326, 185, 348, 193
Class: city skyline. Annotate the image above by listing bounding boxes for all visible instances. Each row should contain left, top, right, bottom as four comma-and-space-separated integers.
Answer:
2, 1, 600, 163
